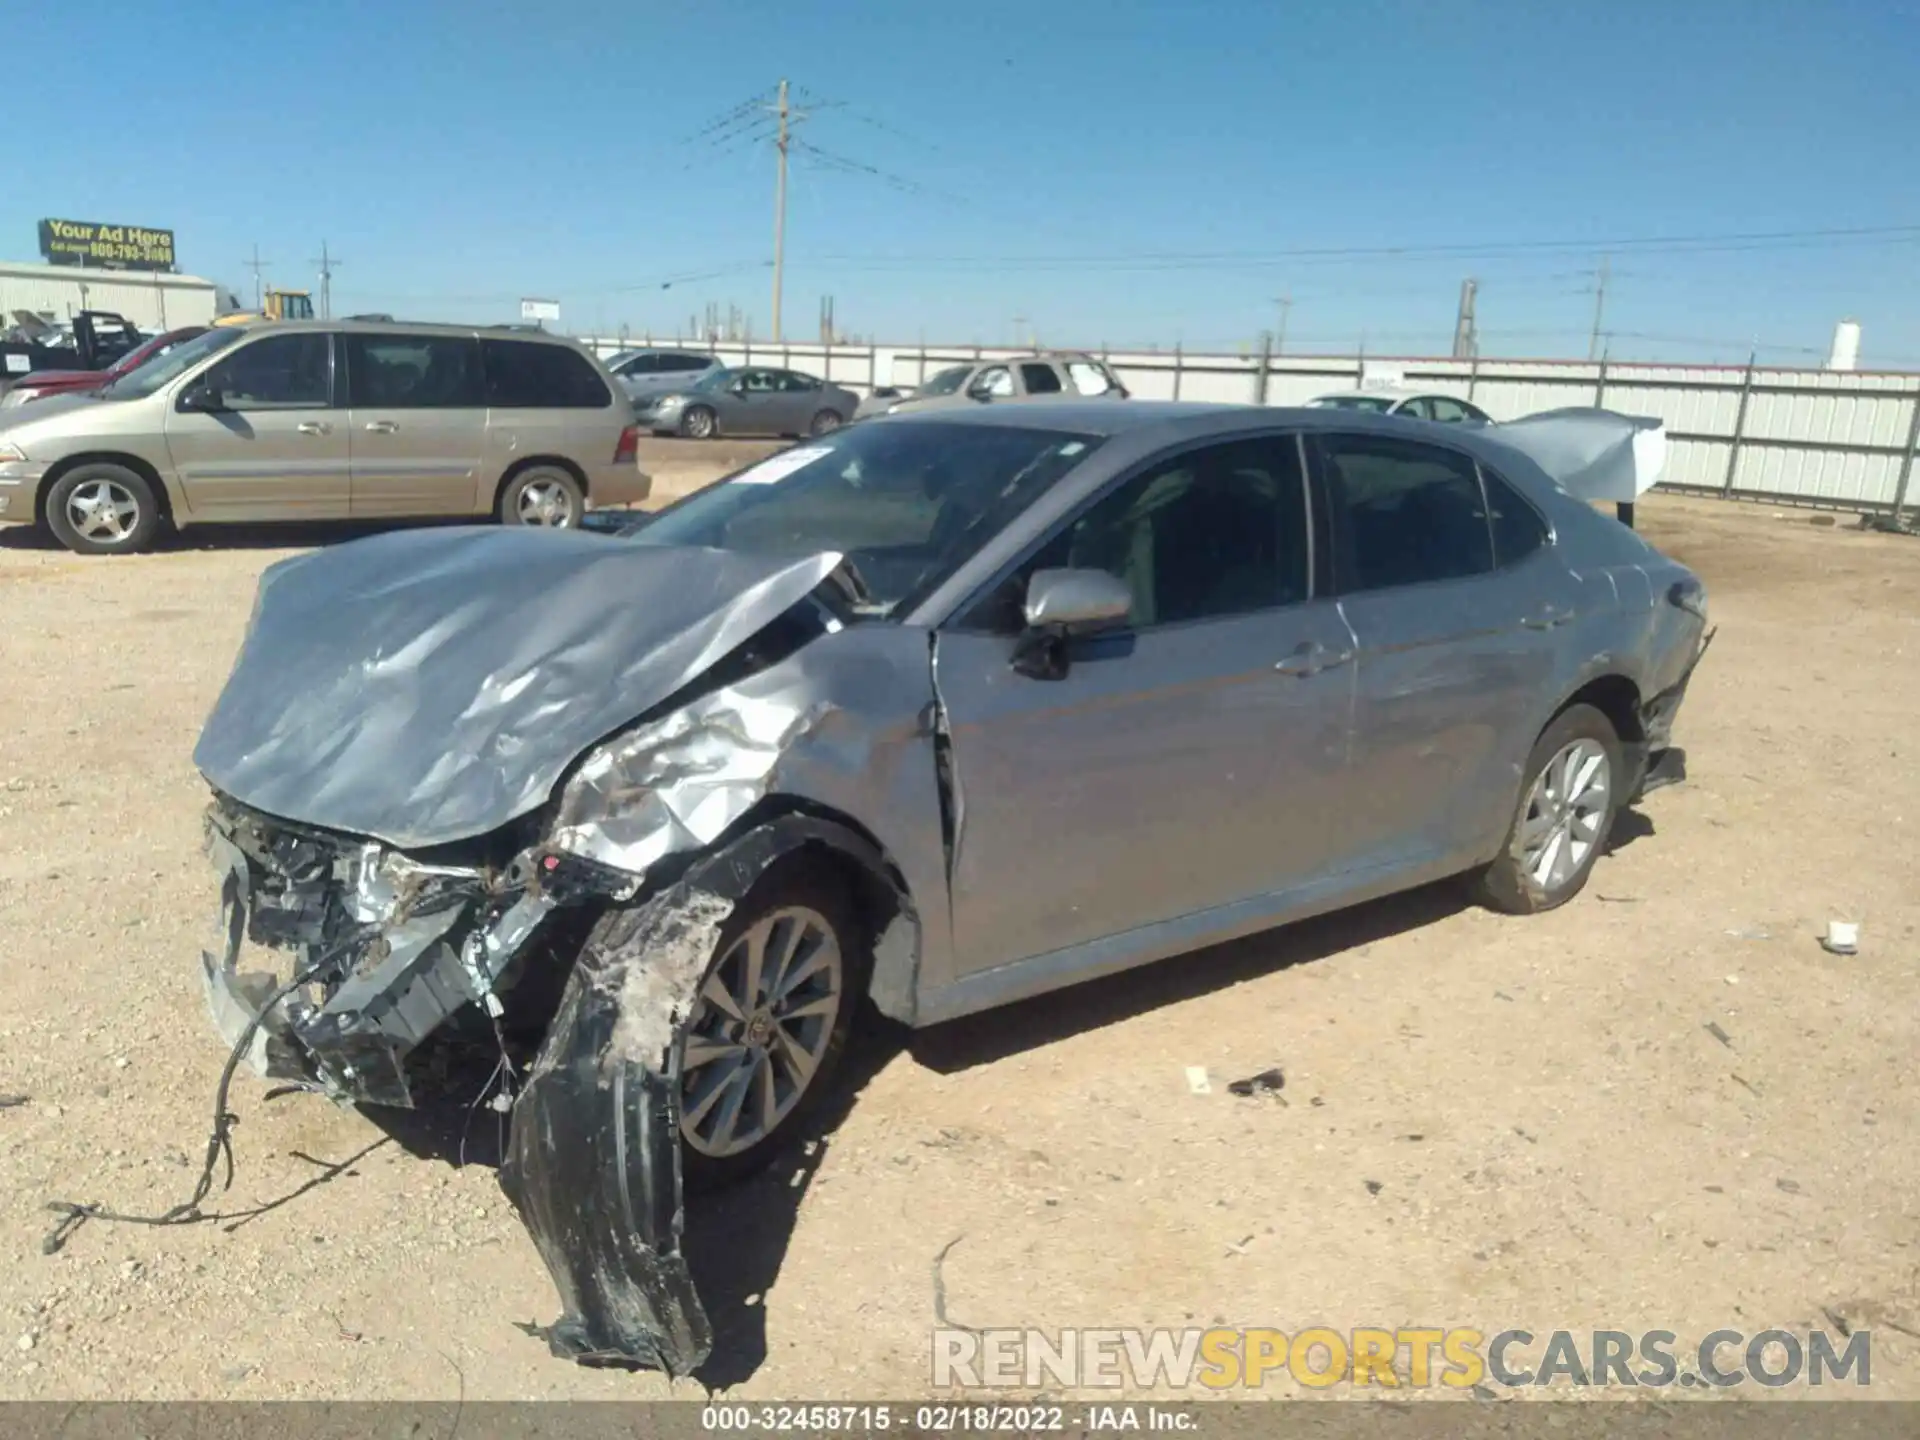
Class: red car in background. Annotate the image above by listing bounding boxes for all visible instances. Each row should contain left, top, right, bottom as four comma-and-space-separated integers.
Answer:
0, 326, 210, 411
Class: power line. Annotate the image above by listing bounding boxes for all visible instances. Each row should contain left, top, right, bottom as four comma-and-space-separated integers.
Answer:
805, 223, 1920, 272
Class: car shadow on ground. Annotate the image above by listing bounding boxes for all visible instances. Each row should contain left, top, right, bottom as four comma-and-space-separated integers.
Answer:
351, 814, 1659, 1389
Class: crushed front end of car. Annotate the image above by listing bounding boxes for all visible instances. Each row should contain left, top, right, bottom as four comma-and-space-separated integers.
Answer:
188, 524, 879, 1378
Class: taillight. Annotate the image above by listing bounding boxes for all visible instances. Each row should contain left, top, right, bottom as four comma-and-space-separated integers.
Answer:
613, 424, 639, 464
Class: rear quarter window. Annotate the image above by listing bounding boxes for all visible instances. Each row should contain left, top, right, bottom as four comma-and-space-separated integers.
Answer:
481, 339, 612, 408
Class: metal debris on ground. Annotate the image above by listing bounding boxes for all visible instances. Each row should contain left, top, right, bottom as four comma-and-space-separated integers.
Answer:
1225, 1068, 1285, 1100
1703, 1021, 1734, 1050
0, 1094, 29, 1109
1184, 1066, 1212, 1095
1821, 920, 1860, 955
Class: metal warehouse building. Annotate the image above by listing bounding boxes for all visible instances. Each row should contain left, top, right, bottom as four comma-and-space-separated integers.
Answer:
0, 259, 220, 331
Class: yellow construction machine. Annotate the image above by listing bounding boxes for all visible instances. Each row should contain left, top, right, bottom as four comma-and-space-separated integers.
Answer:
213, 289, 316, 327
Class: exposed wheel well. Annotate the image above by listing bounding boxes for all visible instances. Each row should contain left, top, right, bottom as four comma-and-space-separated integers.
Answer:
1558, 674, 1645, 745
39, 452, 175, 527
492, 455, 589, 514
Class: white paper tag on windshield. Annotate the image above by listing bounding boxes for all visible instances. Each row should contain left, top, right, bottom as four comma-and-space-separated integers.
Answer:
4, 355, 29, 374
730, 445, 834, 485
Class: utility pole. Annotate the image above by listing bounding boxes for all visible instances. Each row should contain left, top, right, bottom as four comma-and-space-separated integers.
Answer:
1273, 294, 1292, 356
1588, 255, 1611, 361
310, 240, 340, 319
1452, 277, 1479, 359
770, 79, 791, 343
245, 243, 271, 310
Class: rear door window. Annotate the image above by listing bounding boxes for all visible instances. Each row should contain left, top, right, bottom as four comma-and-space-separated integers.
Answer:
665, 353, 712, 372
1427, 397, 1477, 424
1020, 362, 1064, 394
347, 334, 484, 408
1482, 465, 1550, 567
481, 339, 612, 408
1316, 433, 1493, 592
615, 354, 657, 376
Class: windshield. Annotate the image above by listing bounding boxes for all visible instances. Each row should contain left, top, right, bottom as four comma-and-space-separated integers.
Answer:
1311, 394, 1395, 413
916, 365, 974, 397
99, 327, 244, 400
626, 421, 1106, 616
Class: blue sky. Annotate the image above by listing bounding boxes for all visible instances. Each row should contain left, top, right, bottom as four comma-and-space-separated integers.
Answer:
9, 0, 1919, 365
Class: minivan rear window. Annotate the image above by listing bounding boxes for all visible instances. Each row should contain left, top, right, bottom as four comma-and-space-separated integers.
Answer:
481, 339, 612, 408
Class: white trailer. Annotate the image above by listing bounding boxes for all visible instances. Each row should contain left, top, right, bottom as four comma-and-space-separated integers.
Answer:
0, 259, 220, 332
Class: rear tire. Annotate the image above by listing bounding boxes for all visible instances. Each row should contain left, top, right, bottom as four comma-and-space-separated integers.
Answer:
681, 405, 717, 440
1472, 703, 1622, 915
43, 463, 161, 555
679, 856, 868, 1193
809, 408, 845, 437
498, 465, 584, 528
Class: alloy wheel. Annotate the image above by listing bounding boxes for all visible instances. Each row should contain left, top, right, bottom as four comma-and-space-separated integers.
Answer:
680, 905, 843, 1159
64, 479, 142, 545
1518, 738, 1612, 892
515, 476, 577, 527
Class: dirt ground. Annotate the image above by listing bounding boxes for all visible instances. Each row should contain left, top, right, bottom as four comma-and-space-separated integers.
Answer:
1, 450, 1916, 1402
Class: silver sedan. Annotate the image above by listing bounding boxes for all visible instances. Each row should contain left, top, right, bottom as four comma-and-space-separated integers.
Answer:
635, 365, 861, 439
192, 401, 1709, 1376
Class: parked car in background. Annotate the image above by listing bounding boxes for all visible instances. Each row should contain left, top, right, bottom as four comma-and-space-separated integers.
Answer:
858, 351, 1129, 419
635, 365, 859, 439
1307, 387, 1492, 425
607, 348, 722, 402
188, 400, 1708, 1376
0, 326, 210, 410
0, 319, 649, 555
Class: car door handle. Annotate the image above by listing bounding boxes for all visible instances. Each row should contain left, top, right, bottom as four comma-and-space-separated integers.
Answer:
364, 420, 399, 434
1274, 641, 1355, 677
295, 422, 332, 436
1522, 604, 1575, 630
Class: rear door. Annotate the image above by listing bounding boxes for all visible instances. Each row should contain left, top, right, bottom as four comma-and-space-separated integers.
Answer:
1312, 430, 1575, 873
163, 330, 349, 520
345, 332, 487, 516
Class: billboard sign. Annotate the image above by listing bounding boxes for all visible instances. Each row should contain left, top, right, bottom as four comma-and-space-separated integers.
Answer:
37, 218, 177, 272
520, 298, 561, 322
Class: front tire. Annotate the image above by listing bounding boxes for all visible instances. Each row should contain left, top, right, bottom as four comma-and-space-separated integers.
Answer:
679, 857, 867, 1191
44, 463, 161, 555
809, 408, 844, 437
498, 465, 584, 528
1472, 703, 1621, 915
681, 405, 717, 440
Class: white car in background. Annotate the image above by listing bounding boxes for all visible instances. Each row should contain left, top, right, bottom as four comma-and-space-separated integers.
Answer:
1307, 387, 1492, 425
858, 351, 1129, 419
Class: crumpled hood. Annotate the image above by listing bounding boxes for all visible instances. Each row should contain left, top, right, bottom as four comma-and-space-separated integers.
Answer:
194, 526, 843, 850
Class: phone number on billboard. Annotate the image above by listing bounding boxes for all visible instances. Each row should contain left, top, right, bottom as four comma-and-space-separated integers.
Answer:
702, 1404, 1073, 1432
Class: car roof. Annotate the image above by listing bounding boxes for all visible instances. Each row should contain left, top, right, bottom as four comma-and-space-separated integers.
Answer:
228, 318, 592, 346
876, 399, 1495, 444
1310, 387, 1429, 402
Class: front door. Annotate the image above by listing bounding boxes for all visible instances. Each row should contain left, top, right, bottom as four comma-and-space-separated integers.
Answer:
344, 332, 488, 516
1312, 430, 1576, 872
934, 432, 1358, 977
163, 330, 349, 520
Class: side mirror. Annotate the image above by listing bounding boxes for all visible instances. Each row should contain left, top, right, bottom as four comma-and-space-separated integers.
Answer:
178, 382, 224, 413
871, 386, 900, 401
1011, 568, 1132, 680
967, 383, 994, 402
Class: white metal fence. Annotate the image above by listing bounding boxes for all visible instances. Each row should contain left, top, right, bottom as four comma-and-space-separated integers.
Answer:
581, 336, 1920, 522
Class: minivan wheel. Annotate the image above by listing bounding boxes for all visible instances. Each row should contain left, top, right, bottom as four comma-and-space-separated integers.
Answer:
808, 409, 844, 437
680, 405, 717, 440
44, 463, 161, 556
499, 466, 584, 528
1472, 703, 1621, 915
680, 857, 868, 1192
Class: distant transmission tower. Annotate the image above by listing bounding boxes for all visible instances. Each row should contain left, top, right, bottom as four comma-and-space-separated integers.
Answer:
1452, 278, 1479, 359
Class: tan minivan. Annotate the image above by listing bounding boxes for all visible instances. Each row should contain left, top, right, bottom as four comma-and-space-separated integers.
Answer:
0, 319, 650, 555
